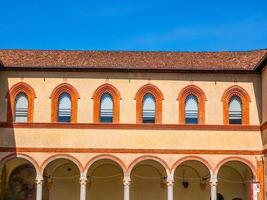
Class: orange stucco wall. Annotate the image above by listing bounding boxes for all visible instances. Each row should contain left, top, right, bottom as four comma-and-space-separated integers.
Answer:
0, 71, 262, 124
0, 69, 266, 199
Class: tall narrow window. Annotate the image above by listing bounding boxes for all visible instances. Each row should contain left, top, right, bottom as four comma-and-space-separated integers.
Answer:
100, 93, 113, 123
7, 82, 36, 123
142, 93, 156, 123
178, 85, 206, 124
93, 84, 120, 123
185, 95, 198, 124
15, 93, 28, 122
229, 96, 242, 124
58, 93, 71, 123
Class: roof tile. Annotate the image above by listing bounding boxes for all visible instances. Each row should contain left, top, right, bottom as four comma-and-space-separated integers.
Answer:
0, 49, 266, 71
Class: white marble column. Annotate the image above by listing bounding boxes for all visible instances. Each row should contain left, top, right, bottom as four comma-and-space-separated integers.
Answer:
36, 174, 43, 200
80, 173, 87, 200
210, 173, 217, 200
167, 175, 174, 200
123, 176, 131, 200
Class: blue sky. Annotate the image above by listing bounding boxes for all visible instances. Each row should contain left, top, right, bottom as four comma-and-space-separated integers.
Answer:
0, 0, 266, 51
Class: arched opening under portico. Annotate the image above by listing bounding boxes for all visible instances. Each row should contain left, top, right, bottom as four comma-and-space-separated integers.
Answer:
0, 157, 37, 200
173, 160, 211, 200
42, 158, 80, 200
86, 159, 124, 200
130, 159, 168, 200
217, 161, 254, 200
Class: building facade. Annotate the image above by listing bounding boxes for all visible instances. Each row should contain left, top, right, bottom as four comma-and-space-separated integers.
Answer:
0, 49, 266, 200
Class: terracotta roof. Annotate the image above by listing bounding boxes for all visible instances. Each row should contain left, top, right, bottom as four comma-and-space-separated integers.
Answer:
0, 49, 266, 71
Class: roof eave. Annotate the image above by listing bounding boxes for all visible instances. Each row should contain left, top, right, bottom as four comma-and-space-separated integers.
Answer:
254, 53, 267, 72
0, 65, 259, 74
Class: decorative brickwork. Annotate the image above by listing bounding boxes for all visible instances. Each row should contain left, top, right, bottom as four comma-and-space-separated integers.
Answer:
135, 84, 164, 124
177, 85, 206, 124
221, 85, 250, 125
92, 83, 121, 123
50, 83, 80, 123
6, 82, 36, 123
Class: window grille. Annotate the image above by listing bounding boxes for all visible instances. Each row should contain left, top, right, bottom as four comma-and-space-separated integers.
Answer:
100, 93, 113, 123
229, 95, 242, 124
15, 93, 28, 122
58, 93, 71, 122
185, 95, 198, 124
142, 93, 156, 123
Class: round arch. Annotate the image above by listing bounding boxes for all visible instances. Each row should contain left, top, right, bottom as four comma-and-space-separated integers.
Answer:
216, 157, 255, 200
6, 82, 36, 122
221, 85, 251, 125
171, 156, 212, 174
135, 84, 164, 124
84, 154, 126, 174
85, 154, 125, 200
40, 154, 83, 175
0, 153, 40, 174
127, 155, 170, 176
177, 84, 207, 124
50, 83, 80, 123
0, 153, 38, 200
92, 83, 121, 123
129, 155, 169, 200
172, 157, 211, 200
215, 156, 256, 176
41, 154, 82, 200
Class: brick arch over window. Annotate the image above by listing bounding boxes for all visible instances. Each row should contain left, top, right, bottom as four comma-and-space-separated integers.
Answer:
221, 85, 250, 125
177, 85, 207, 124
50, 83, 80, 123
135, 84, 164, 124
92, 83, 121, 123
6, 82, 36, 122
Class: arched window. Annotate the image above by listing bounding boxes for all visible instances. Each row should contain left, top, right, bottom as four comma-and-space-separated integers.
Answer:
177, 85, 206, 124
135, 84, 163, 124
228, 96, 242, 124
50, 83, 79, 123
100, 93, 113, 123
58, 93, 71, 123
142, 93, 156, 123
92, 84, 121, 123
15, 93, 28, 122
185, 95, 198, 124
7, 82, 36, 122
221, 85, 250, 125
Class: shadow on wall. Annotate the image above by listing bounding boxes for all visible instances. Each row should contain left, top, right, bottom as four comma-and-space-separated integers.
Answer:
253, 79, 263, 146
0, 70, 16, 146
252, 79, 262, 124
0, 69, 263, 199
0, 163, 36, 200
0, 70, 18, 199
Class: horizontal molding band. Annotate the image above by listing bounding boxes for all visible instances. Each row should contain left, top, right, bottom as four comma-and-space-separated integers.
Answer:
261, 121, 267, 131
0, 147, 262, 155
0, 122, 261, 131
262, 148, 267, 155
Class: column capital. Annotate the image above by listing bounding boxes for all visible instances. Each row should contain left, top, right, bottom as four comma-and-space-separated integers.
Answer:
80, 174, 87, 185
123, 176, 131, 186
209, 174, 218, 187
210, 180, 217, 187
166, 175, 174, 186
255, 155, 264, 161
35, 174, 43, 185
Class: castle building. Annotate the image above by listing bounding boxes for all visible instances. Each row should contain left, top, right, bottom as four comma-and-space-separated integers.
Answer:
0, 49, 266, 200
